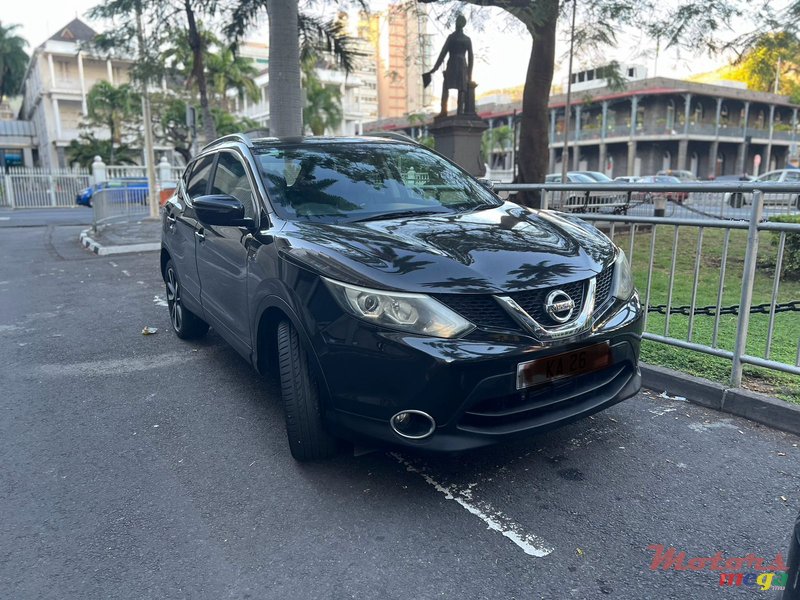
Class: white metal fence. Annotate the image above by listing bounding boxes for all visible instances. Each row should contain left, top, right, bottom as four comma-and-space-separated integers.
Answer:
91, 186, 150, 231
0, 158, 183, 209
494, 181, 800, 385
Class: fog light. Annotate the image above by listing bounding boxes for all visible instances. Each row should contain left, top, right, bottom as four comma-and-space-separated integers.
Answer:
390, 410, 436, 440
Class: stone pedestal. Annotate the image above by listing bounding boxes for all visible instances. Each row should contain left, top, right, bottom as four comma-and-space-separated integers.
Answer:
428, 114, 488, 177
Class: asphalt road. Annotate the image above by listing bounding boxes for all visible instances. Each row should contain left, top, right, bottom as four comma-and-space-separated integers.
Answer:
1, 218, 799, 599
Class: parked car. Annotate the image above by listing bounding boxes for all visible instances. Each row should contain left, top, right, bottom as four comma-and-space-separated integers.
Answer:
637, 175, 689, 204
161, 135, 643, 460
75, 178, 148, 207
574, 170, 614, 183
710, 174, 753, 183
723, 169, 800, 208
656, 169, 698, 182
545, 172, 629, 212
614, 176, 641, 183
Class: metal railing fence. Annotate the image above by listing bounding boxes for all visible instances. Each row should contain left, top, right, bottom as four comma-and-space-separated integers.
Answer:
0, 171, 92, 208
494, 182, 800, 385
91, 186, 150, 232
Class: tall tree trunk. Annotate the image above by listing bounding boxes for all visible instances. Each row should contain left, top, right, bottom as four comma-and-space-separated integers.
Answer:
184, 0, 217, 142
109, 121, 116, 165
267, 0, 303, 137
516, 0, 558, 208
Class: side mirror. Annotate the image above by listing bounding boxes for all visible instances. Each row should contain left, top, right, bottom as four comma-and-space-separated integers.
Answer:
477, 178, 495, 192
193, 194, 254, 228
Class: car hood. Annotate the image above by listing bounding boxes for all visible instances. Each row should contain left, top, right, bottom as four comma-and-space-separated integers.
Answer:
277, 202, 615, 294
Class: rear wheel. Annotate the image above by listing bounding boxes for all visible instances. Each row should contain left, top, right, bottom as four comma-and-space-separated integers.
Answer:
164, 260, 209, 339
277, 320, 338, 461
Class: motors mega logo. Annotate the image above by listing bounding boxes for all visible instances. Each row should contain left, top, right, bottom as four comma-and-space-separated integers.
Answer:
647, 544, 789, 591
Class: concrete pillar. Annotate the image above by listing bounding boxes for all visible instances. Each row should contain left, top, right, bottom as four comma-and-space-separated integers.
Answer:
48, 53, 56, 87
739, 102, 750, 174
572, 106, 582, 170
77, 51, 87, 115
708, 140, 719, 178
92, 155, 107, 184
678, 139, 689, 171
548, 147, 556, 173
22, 147, 34, 167
52, 97, 62, 140
683, 93, 692, 136
714, 97, 722, 136
107, 60, 114, 84
765, 104, 775, 169
599, 101, 608, 173
627, 140, 637, 176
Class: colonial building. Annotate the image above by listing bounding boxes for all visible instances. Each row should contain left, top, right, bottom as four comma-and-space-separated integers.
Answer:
365, 75, 800, 180
17, 18, 134, 168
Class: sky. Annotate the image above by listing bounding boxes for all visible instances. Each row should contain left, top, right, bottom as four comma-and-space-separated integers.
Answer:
3, 0, 776, 93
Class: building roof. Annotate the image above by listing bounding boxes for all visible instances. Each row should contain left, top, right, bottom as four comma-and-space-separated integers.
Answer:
48, 18, 98, 44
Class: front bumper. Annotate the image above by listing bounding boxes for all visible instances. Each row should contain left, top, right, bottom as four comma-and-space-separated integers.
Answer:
314, 294, 644, 452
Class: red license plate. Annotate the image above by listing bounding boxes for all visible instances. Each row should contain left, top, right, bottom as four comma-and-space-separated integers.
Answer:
516, 342, 612, 389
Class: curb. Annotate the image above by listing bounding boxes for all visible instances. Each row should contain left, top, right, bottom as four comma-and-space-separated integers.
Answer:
640, 363, 800, 437
79, 228, 160, 256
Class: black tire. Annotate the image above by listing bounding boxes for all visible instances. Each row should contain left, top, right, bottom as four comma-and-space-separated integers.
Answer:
164, 259, 209, 339
277, 320, 338, 461
730, 193, 744, 209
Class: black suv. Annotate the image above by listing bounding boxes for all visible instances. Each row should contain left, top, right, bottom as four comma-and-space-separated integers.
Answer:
161, 134, 643, 460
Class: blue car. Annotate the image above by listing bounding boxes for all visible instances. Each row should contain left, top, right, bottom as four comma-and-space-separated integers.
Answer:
75, 178, 149, 207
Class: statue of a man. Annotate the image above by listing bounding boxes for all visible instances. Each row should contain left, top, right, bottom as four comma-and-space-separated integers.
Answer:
424, 14, 474, 117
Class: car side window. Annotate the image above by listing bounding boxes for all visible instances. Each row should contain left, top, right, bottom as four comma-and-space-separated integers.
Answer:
784, 170, 800, 182
186, 154, 216, 200
210, 152, 256, 219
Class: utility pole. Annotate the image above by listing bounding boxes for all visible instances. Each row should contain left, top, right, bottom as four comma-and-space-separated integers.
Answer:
560, 0, 577, 182
135, 1, 159, 219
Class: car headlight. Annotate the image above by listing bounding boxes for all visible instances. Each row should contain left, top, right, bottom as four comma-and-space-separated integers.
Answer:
323, 277, 475, 338
611, 249, 635, 300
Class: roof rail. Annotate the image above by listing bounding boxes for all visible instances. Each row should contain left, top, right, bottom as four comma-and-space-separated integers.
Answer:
201, 133, 253, 152
200, 130, 281, 153
366, 131, 419, 144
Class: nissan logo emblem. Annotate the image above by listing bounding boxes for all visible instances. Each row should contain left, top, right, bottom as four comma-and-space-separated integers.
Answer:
545, 290, 575, 324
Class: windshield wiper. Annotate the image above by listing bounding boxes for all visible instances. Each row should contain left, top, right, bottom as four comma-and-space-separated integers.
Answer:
351, 209, 449, 223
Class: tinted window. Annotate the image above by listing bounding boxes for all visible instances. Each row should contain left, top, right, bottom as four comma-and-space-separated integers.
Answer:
784, 170, 800, 182
186, 155, 215, 200
256, 142, 500, 222
759, 171, 783, 182
210, 152, 256, 219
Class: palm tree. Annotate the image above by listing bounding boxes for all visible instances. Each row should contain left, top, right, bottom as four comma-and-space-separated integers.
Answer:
67, 133, 137, 167
85, 81, 139, 164
0, 23, 29, 104
481, 125, 513, 169
302, 58, 342, 136
205, 44, 260, 111
225, 1, 363, 137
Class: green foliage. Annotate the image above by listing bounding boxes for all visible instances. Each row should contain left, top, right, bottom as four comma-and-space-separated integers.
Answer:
66, 133, 137, 167
417, 134, 435, 149
84, 81, 140, 164
302, 57, 342, 136
0, 22, 29, 102
481, 125, 512, 162
727, 32, 800, 95
768, 215, 800, 279
212, 108, 258, 136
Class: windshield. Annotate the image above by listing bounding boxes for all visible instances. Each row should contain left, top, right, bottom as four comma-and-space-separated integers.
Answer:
255, 142, 501, 222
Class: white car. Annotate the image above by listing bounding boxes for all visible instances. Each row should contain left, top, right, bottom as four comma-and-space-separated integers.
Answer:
724, 169, 800, 208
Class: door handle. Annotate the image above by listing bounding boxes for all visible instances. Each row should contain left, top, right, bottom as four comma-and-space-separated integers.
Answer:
195, 230, 205, 241
167, 214, 176, 224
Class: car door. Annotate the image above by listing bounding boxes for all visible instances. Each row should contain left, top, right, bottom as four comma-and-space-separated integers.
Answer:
758, 170, 783, 205
195, 150, 258, 354
164, 155, 215, 310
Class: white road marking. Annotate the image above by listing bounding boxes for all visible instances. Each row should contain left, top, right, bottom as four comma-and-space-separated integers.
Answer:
649, 407, 677, 417
39, 352, 200, 377
121, 270, 130, 277
109, 261, 118, 268
391, 453, 553, 558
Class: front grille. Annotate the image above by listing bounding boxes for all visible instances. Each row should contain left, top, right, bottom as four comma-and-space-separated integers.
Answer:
458, 362, 634, 434
595, 265, 614, 307
433, 294, 521, 332
510, 279, 587, 327
434, 264, 615, 332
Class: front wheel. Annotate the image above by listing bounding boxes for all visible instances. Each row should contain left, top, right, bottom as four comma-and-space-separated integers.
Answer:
277, 321, 338, 461
164, 260, 209, 339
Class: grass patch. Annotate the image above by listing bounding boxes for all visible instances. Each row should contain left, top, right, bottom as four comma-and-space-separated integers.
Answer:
608, 225, 800, 403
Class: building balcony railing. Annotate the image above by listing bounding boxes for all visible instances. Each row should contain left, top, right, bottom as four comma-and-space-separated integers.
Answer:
550, 122, 799, 144
773, 129, 796, 141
